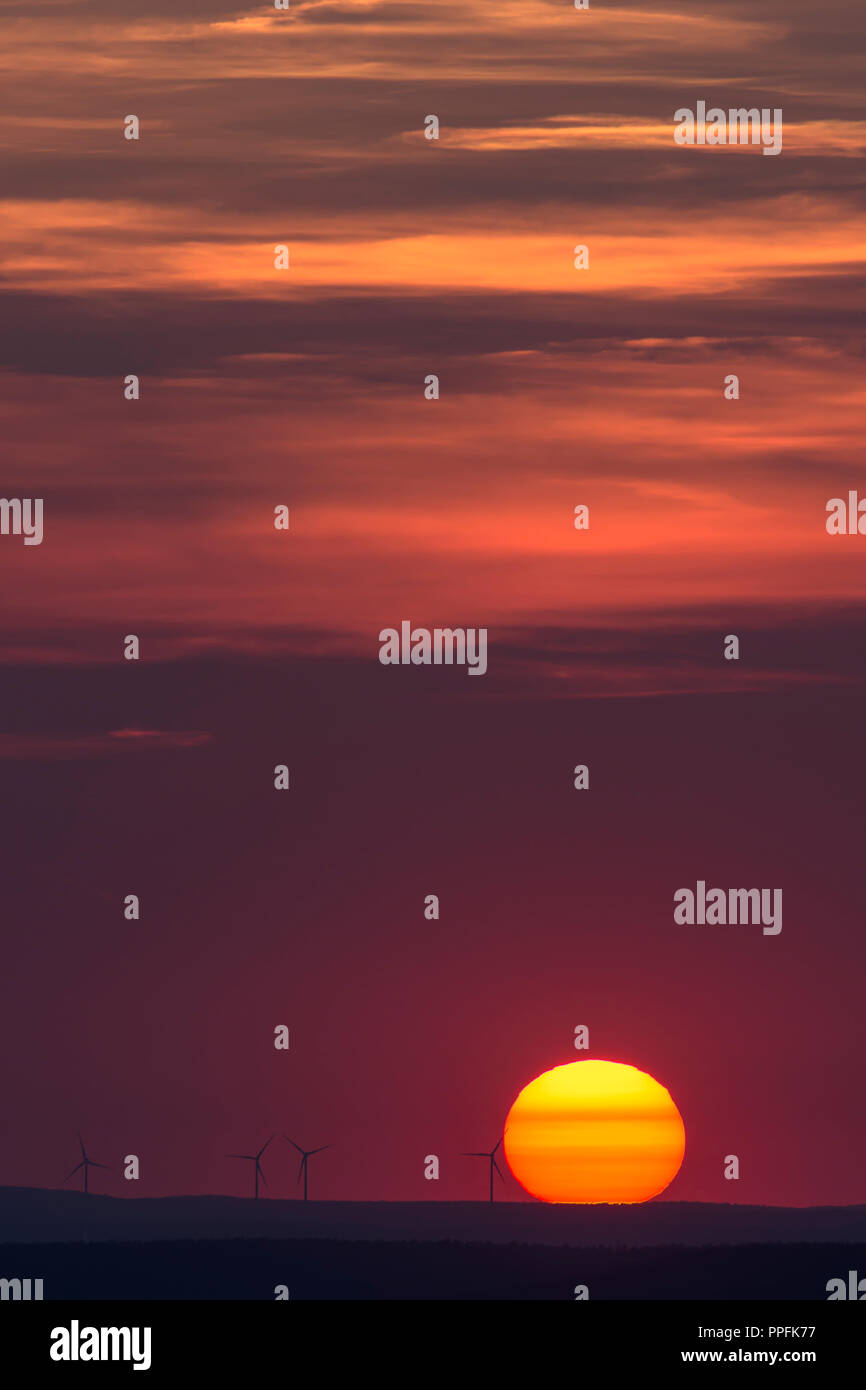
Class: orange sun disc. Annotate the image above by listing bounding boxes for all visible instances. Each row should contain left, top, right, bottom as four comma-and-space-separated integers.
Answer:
503, 1059, 685, 1204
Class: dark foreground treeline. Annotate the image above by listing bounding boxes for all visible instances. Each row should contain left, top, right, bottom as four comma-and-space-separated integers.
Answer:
2, 1239, 861, 1299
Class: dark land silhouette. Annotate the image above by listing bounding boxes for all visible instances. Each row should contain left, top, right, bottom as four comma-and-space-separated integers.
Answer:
1, 1189, 864, 1299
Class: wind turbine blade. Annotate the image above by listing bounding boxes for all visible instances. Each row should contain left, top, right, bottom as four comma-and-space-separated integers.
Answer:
492, 1158, 505, 1181
461, 1152, 487, 1157
259, 1167, 269, 1189
492, 1138, 503, 1155
64, 1162, 84, 1181
89, 1161, 111, 1170
283, 1135, 304, 1155
297, 1157, 306, 1183
226, 1153, 254, 1160
78, 1133, 87, 1158
258, 1136, 274, 1159
309, 1145, 331, 1155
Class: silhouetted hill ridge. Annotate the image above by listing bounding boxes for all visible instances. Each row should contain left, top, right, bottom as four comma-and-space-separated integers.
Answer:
2, 1187, 865, 1248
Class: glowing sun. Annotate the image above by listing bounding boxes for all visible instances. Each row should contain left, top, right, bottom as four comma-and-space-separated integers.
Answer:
503, 1059, 685, 1204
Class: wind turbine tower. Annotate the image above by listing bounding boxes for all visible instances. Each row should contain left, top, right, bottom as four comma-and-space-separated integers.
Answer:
227, 1136, 272, 1198
64, 1133, 110, 1196
283, 1136, 332, 1200
461, 1137, 506, 1203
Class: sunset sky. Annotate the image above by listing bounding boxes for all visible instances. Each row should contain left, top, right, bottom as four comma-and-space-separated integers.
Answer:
1, 0, 865, 1208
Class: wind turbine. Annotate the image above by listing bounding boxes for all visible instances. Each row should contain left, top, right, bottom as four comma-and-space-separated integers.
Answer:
283, 1136, 332, 1200
461, 1136, 505, 1203
64, 1133, 110, 1195
227, 1136, 272, 1198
